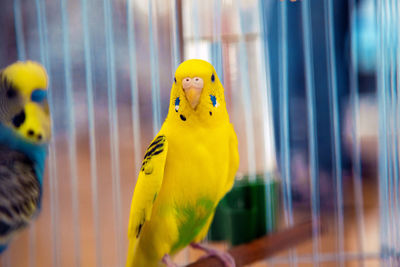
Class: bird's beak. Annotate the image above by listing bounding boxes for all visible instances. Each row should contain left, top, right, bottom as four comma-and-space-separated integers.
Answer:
182, 77, 204, 109
184, 87, 202, 109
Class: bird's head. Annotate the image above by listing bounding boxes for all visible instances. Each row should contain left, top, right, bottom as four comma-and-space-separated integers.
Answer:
0, 61, 51, 144
169, 59, 228, 125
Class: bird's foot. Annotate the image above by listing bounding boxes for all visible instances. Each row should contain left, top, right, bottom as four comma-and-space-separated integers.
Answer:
190, 242, 236, 267
162, 254, 178, 267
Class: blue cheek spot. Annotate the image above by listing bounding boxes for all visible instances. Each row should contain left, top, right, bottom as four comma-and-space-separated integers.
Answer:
210, 95, 217, 107
175, 97, 180, 112
31, 89, 47, 103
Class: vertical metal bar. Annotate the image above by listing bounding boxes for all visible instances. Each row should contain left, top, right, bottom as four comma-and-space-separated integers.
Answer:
324, 0, 344, 265
148, 0, 162, 135
34, 0, 60, 266
102, 0, 124, 265
37, 0, 51, 70
211, 0, 223, 79
300, 0, 320, 265
192, 0, 200, 52
13, 0, 26, 61
382, 1, 393, 261
388, 0, 399, 260
389, 0, 400, 260
34, 0, 45, 64
385, 0, 392, 260
127, 0, 142, 177
383, 0, 394, 262
47, 142, 59, 267
60, 0, 81, 266
257, 0, 277, 245
396, 0, 400, 260
387, 0, 395, 258
348, 0, 366, 264
235, 0, 257, 182
176, 0, 184, 60
170, 0, 181, 71
389, 35, 399, 263
80, 0, 102, 265
279, 0, 290, 229
278, 0, 296, 266
376, 0, 390, 264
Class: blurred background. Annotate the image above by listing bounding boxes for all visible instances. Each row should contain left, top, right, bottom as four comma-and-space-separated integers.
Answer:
0, 0, 397, 266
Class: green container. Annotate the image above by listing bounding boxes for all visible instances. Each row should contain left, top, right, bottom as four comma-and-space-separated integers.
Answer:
208, 174, 279, 246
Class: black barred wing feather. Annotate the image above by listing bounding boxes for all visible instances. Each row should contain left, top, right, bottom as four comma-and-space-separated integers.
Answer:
128, 135, 168, 240
0, 145, 40, 246
140, 135, 166, 173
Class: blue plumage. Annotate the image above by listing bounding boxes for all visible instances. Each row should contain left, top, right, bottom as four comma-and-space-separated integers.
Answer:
31, 89, 47, 103
0, 124, 47, 184
175, 97, 180, 112
210, 94, 217, 107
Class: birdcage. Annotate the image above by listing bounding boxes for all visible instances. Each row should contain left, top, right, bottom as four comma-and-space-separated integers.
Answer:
0, 0, 397, 266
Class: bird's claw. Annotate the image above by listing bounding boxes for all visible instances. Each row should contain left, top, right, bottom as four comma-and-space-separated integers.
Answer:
162, 254, 178, 267
190, 243, 236, 267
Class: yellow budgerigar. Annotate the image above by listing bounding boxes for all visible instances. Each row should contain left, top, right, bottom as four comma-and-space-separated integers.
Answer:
126, 59, 239, 267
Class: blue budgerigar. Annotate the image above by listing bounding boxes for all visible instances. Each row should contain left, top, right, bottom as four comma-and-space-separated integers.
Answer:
0, 61, 50, 253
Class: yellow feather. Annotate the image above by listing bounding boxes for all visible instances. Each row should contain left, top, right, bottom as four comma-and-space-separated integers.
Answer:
18, 102, 51, 143
126, 59, 239, 267
2, 61, 48, 102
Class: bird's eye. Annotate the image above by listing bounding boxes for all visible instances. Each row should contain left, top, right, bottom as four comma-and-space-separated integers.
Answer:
174, 77, 176, 83
211, 73, 215, 82
6, 88, 17, 98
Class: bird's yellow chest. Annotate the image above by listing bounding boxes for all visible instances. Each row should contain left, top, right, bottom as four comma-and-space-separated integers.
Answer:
161, 123, 230, 202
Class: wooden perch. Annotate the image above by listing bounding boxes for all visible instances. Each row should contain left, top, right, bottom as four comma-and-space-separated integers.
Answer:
187, 220, 314, 267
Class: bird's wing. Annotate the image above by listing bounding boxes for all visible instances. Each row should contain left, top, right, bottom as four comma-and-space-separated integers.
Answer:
128, 135, 168, 240
0, 145, 41, 247
224, 124, 239, 194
